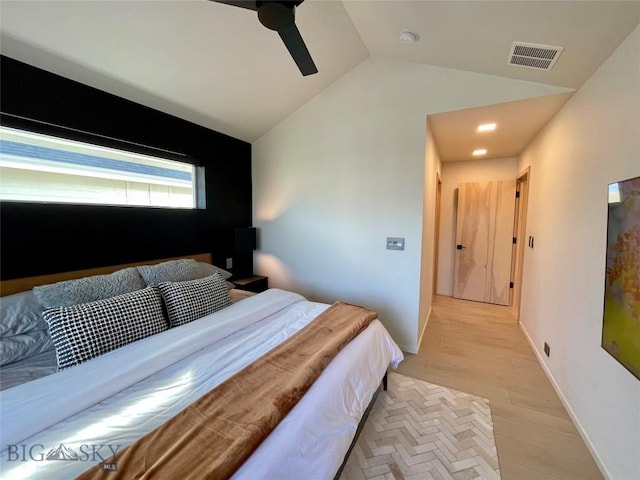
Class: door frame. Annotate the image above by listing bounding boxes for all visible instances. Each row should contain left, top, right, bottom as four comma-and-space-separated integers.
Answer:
510, 166, 530, 315
432, 172, 442, 295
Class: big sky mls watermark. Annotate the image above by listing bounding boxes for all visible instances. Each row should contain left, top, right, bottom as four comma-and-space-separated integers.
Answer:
6, 443, 122, 472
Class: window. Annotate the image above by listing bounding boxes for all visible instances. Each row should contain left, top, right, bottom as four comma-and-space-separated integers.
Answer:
0, 126, 201, 208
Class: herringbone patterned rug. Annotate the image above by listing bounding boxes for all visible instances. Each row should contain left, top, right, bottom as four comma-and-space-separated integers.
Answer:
339, 372, 500, 480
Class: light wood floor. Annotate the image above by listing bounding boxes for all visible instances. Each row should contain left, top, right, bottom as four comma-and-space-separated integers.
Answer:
396, 295, 603, 480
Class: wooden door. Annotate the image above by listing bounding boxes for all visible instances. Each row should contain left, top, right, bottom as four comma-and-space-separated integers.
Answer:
453, 180, 516, 305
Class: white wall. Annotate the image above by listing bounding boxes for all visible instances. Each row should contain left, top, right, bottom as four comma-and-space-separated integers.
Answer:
518, 26, 640, 480
252, 56, 571, 353
437, 157, 519, 296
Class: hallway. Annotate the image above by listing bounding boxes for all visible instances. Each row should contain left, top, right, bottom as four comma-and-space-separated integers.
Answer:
396, 295, 603, 480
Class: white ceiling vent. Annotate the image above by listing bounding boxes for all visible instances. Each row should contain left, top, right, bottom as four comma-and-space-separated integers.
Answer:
508, 42, 564, 71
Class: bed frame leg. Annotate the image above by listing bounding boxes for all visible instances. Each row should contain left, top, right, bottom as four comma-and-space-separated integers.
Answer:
383, 371, 388, 391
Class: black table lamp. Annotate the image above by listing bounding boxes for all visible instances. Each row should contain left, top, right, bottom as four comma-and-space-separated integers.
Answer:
235, 227, 257, 252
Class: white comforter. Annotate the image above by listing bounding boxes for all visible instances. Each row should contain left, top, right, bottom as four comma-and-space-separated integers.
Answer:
0, 289, 403, 480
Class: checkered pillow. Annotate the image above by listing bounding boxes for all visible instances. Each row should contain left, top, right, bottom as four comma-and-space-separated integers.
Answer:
158, 273, 232, 327
43, 287, 168, 370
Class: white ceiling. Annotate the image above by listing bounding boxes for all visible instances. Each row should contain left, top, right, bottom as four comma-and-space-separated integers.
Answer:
428, 92, 575, 162
1, 0, 639, 160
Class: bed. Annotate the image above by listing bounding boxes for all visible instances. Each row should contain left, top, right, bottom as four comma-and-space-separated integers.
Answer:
0, 254, 403, 479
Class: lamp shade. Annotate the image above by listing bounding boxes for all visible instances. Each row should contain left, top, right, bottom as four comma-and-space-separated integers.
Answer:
235, 227, 257, 252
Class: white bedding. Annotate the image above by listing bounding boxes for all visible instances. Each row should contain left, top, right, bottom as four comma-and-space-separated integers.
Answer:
0, 288, 403, 479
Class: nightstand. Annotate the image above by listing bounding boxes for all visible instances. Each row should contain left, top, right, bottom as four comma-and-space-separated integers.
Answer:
231, 275, 268, 293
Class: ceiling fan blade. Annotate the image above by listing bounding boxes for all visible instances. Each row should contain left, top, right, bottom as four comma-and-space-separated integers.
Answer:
212, 0, 317, 76
212, 0, 258, 11
212, 1, 304, 12
278, 24, 318, 76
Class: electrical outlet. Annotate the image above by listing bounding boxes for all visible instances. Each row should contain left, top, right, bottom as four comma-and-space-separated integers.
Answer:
226, 257, 233, 269
386, 237, 405, 250
544, 342, 550, 357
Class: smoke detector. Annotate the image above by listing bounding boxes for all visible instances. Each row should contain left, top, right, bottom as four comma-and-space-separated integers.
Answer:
508, 41, 564, 71
399, 30, 419, 45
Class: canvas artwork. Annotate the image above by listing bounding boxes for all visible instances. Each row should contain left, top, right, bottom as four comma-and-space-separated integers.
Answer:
602, 175, 640, 380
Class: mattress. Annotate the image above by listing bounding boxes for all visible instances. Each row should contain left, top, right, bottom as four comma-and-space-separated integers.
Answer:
0, 288, 403, 479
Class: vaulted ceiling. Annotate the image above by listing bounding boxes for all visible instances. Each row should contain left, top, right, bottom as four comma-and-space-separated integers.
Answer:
1, 1, 639, 160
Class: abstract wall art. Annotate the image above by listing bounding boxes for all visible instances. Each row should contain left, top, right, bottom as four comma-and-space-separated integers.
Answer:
602, 175, 640, 380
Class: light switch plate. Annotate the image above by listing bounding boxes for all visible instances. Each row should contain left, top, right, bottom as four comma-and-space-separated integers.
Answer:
386, 237, 405, 250
226, 257, 233, 269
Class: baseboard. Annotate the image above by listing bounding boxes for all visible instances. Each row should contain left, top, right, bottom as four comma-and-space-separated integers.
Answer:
518, 321, 611, 480
398, 343, 417, 355
399, 307, 432, 355
416, 306, 431, 353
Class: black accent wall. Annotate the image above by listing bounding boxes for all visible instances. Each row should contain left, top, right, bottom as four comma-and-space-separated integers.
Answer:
0, 55, 253, 280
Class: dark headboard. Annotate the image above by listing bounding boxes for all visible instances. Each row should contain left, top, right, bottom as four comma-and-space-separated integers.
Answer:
0, 253, 213, 296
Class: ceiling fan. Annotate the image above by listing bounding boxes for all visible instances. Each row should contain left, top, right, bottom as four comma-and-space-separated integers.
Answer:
212, 0, 318, 76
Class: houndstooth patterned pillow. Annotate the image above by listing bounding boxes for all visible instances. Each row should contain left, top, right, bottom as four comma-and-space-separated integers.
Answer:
43, 287, 168, 370
158, 273, 232, 327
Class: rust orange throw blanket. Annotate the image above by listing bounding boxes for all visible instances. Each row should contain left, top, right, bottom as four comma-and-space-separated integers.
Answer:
77, 301, 377, 480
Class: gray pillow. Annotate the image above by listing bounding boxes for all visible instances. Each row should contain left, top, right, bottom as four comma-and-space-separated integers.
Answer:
196, 262, 232, 280
33, 267, 146, 309
44, 287, 167, 370
137, 259, 200, 286
0, 290, 47, 337
196, 262, 235, 290
0, 329, 54, 366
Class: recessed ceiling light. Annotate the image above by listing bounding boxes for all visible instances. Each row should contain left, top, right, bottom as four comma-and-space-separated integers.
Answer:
399, 30, 419, 45
472, 149, 487, 156
477, 123, 497, 132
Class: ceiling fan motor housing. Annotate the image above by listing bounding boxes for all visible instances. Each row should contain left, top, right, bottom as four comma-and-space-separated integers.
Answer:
257, 1, 295, 31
